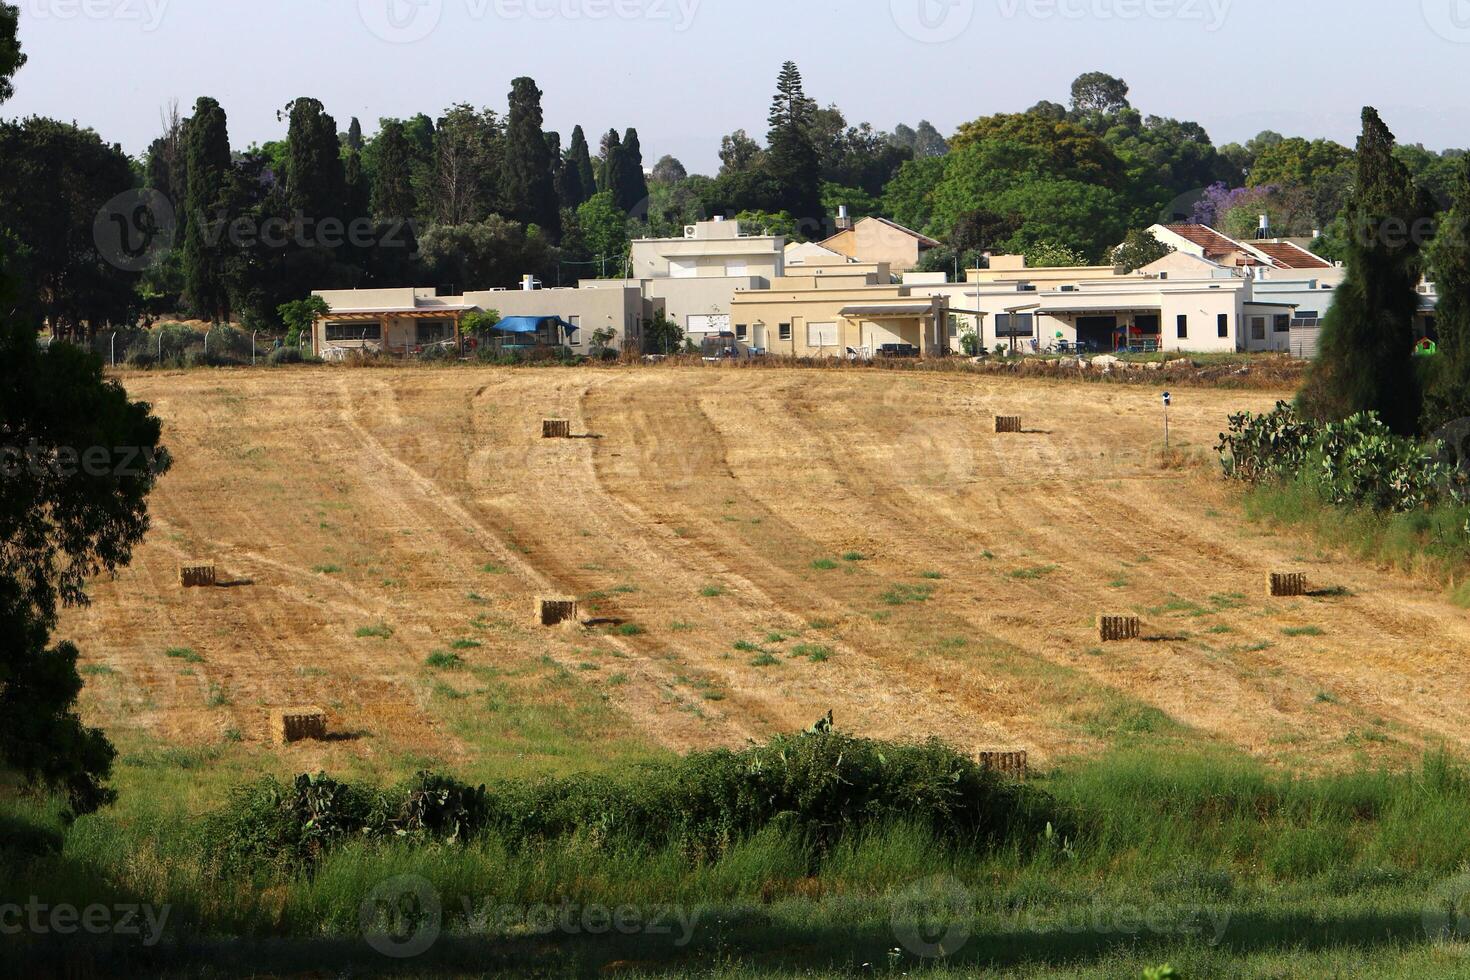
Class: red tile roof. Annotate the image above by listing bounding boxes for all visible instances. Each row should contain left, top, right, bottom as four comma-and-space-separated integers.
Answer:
1163, 224, 1246, 260
1249, 241, 1333, 270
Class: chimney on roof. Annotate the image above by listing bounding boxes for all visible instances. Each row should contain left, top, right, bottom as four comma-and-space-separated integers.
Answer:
836, 205, 853, 232
521, 275, 539, 291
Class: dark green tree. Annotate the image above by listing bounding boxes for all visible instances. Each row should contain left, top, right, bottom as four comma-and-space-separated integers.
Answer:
346, 116, 363, 151
558, 124, 593, 208
501, 78, 560, 238
1069, 71, 1131, 117
1300, 108, 1435, 435
0, 1, 22, 104
1424, 156, 1470, 428
599, 128, 623, 194
284, 97, 346, 226
763, 61, 822, 226
0, 117, 139, 340
371, 119, 417, 221
620, 127, 651, 218
182, 96, 233, 323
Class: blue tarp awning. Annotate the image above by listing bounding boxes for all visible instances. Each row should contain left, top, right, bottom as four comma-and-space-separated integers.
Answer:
492, 316, 579, 334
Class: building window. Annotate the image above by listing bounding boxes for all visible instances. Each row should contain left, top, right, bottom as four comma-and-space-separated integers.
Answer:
994, 313, 1035, 337
416, 320, 451, 344
1250, 317, 1266, 341
1274, 314, 1291, 333
778, 323, 792, 342
807, 322, 838, 347
1176, 314, 1188, 339
325, 321, 382, 342
1291, 310, 1320, 328
567, 315, 581, 345
1217, 314, 1229, 338
735, 323, 748, 340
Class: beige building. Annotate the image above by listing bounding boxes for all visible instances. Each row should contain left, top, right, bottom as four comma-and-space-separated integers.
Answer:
729, 284, 948, 357
818, 215, 940, 274
311, 282, 658, 357
626, 218, 786, 340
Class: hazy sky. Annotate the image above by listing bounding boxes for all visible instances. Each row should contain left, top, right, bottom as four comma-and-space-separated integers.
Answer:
7, 0, 1470, 172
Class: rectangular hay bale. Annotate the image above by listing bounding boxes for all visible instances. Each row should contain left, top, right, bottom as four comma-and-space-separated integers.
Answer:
978, 750, 1029, 780
1098, 615, 1141, 642
995, 416, 1023, 434
1269, 572, 1308, 597
179, 564, 216, 588
542, 419, 571, 439
271, 706, 327, 745
536, 597, 579, 627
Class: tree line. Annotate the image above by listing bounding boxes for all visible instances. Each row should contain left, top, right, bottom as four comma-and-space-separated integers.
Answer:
0, 47, 1466, 343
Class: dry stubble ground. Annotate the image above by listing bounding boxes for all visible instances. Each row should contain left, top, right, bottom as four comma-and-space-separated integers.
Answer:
57, 364, 1470, 790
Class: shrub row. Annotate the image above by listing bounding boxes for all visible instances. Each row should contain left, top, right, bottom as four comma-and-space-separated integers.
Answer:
203, 731, 1062, 876
1219, 402, 1466, 512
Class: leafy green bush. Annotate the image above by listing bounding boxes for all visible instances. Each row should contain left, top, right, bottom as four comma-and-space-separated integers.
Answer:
1220, 403, 1456, 513
202, 732, 1062, 875
268, 346, 304, 365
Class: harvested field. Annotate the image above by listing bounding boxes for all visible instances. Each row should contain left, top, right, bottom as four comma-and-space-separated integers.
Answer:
58, 365, 1470, 778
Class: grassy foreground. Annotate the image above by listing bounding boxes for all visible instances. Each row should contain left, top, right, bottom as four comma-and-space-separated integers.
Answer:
8, 736, 1470, 978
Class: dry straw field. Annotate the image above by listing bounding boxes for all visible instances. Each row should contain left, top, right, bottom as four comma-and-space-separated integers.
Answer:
59, 365, 1470, 782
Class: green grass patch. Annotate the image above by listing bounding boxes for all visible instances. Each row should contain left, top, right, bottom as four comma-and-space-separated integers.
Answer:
698, 585, 726, 598
79, 664, 116, 677
919, 570, 944, 580
354, 624, 393, 639
748, 652, 781, 667
165, 647, 204, 664
880, 583, 934, 606
1282, 625, 1325, 638
1009, 565, 1058, 581
424, 651, 465, 670
449, 639, 482, 650
842, 552, 866, 562
790, 644, 833, 663
810, 558, 839, 571
612, 623, 645, 637
311, 564, 343, 575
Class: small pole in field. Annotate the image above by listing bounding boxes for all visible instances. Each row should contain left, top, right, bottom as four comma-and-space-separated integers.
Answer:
1162, 391, 1172, 455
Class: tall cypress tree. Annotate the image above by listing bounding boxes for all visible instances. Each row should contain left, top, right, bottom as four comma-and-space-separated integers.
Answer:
763, 61, 822, 227
182, 96, 233, 323
371, 119, 416, 222
285, 97, 346, 227
346, 116, 363, 152
1300, 108, 1433, 435
621, 127, 650, 219
565, 125, 596, 209
599, 128, 622, 194
1425, 156, 1470, 430
501, 77, 560, 239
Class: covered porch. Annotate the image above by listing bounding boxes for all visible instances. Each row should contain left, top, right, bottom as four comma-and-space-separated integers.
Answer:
467, 316, 581, 356
1033, 304, 1165, 354
315, 306, 471, 359
838, 302, 946, 357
